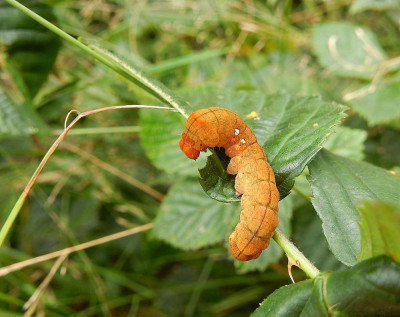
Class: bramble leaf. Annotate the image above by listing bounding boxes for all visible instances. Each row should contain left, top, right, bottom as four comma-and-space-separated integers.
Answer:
252, 256, 400, 316
308, 149, 400, 266
313, 22, 386, 79
357, 201, 400, 262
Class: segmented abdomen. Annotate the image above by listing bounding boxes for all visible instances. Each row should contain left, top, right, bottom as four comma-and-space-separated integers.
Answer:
179, 107, 279, 261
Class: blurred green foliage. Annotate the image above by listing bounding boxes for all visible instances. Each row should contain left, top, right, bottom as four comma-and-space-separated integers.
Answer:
0, 0, 400, 316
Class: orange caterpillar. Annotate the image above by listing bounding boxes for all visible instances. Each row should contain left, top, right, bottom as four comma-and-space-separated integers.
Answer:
179, 107, 279, 261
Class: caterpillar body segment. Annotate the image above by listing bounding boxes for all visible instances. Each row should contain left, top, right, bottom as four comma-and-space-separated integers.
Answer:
179, 107, 279, 261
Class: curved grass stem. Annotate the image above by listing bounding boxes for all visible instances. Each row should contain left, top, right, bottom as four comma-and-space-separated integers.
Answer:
0, 105, 175, 248
0, 223, 154, 276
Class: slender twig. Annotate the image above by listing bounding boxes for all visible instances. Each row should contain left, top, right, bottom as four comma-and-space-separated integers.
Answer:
36, 186, 112, 316
23, 254, 68, 315
273, 229, 320, 278
52, 126, 141, 136
0, 223, 153, 276
62, 143, 164, 201
0, 105, 174, 248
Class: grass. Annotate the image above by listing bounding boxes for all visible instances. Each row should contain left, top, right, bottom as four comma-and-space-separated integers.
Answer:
0, 0, 399, 316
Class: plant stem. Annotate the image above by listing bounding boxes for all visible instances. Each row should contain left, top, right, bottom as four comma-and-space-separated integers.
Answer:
0, 105, 175, 248
0, 223, 154, 276
273, 228, 320, 278
3, 0, 190, 117
51, 126, 141, 136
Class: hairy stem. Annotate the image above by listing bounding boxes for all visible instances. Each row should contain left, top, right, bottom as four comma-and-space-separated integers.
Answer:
273, 228, 320, 278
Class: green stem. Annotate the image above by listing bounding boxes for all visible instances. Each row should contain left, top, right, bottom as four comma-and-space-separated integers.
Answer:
3, 0, 189, 117
273, 228, 320, 278
0, 134, 63, 248
51, 126, 141, 136
0, 105, 175, 248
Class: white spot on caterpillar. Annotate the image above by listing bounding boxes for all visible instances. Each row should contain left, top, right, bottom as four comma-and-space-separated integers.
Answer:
240, 139, 246, 144
235, 128, 240, 136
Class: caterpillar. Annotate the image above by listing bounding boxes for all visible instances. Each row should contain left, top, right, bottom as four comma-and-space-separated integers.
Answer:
179, 107, 279, 261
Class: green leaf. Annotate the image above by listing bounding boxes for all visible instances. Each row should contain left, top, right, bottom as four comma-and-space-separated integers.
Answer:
253, 255, 400, 316
346, 81, 400, 126
199, 147, 239, 203
251, 280, 313, 317
323, 126, 367, 160
358, 201, 400, 262
0, 86, 41, 135
222, 54, 322, 96
235, 197, 293, 273
0, 0, 61, 99
294, 125, 367, 207
229, 93, 346, 200
306, 256, 400, 316
312, 22, 386, 79
308, 149, 400, 266
152, 178, 239, 250
350, 0, 400, 14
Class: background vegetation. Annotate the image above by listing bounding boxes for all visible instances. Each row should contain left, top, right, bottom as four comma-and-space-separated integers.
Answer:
0, 0, 399, 316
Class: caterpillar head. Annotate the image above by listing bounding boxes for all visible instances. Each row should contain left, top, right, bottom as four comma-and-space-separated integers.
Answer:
179, 133, 207, 160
